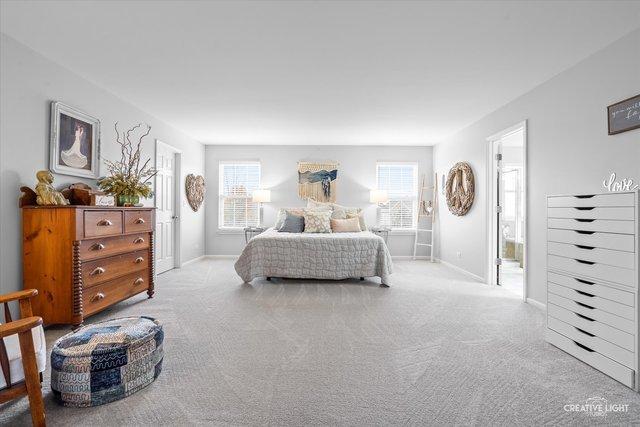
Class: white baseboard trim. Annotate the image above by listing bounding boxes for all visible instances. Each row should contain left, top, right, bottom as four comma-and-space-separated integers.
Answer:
435, 258, 484, 282
525, 297, 546, 310
392, 256, 431, 260
180, 255, 206, 267
203, 254, 238, 259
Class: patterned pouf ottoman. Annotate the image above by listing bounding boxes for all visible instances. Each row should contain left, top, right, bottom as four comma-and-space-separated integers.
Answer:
51, 316, 164, 407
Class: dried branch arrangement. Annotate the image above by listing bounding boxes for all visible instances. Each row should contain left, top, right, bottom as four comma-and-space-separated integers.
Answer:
97, 122, 157, 199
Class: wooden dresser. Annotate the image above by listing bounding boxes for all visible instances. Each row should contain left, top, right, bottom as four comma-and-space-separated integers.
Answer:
546, 191, 639, 389
22, 206, 155, 326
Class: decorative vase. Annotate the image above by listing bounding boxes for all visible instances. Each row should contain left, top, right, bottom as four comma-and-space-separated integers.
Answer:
116, 194, 139, 207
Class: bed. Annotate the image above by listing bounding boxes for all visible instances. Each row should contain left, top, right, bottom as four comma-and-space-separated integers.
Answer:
234, 228, 393, 286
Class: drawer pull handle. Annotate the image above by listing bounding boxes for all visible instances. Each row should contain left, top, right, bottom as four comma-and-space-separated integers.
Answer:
575, 278, 595, 285
92, 243, 106, 251
576, 313, 595, 322
573, 341, 595, 352
574, 230, 595, 235
575, 290, 595, 298
574, 195, 595, 199
133, 237, 145, 244
575, 259, 595, 265
92, 292, 106, 302
134, 218, 146, 224
574, 207, 595, 211
134, 278, 145, 285
575, 301, 595, 310
574, 244, 595, 250
91, 267, 105, 275
135, 257, 145, 264
575, 327, 595, 337
575, 218, 595, 223
98, 219, 113, 226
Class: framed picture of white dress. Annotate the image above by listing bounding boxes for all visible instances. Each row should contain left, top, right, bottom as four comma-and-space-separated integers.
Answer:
50, 101, 100, 178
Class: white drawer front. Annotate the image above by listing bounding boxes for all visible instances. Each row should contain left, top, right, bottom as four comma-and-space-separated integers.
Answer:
548, 255, 636, 288
548, 193, 636, 208
548, 272, 635, 307
548, 282, 634, 320
548, 316, 634, 368
547, 292, 635, 334
548, 218, 635, 234
546, 329, 635, 388
547, 303, 634, 351
548, 207, 635, 221
548, 229, 635, 252
548, 242, 636, 270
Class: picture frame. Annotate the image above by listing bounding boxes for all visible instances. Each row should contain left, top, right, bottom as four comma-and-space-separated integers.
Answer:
607, 94, 640, 135
50, 101, 101, 178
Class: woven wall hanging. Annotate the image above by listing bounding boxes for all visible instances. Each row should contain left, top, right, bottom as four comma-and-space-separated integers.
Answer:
445, 162, 475, 216
297, 161, 338, 203
185, 174, 205, 212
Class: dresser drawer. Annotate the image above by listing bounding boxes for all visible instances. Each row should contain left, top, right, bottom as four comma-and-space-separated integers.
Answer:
546, 328, 635, 388
547, 207, 635, 221
84, 210, 123, 238
548, 242, 635, 270
547, 292, 635, 334
124, 210, 153, 233
548, 316, 634, 368
82, 250, 148, 287
548, 303, 634, 351
547, 229, 635, 252
79, 233, 150, 260
548, 218, 635, 234
548, 193, 635, 208
548, 272, 634, 307
548, 282, 634, 320
83, 270, 150, 316
548, 255, 636, 288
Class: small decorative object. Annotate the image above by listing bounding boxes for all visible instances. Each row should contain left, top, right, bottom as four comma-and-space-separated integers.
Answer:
298, 161, 338, 203
60, 182, 109, 205
92, 194, 115, 206
603, 172, 639, 192
369, 189, 388, 205
50, 316, 163, 407
185, 174, 206, 212
608, 94, 640, 135
98, 122, 157, 206
445, 162, 475, 216
50, 101, 101, 178
34, 170, 69, 206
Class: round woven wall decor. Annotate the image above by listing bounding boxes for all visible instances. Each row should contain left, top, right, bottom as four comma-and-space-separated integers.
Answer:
445, 162, 475, 216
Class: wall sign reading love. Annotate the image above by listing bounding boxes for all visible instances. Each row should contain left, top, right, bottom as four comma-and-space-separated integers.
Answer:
603, 172, 639, 192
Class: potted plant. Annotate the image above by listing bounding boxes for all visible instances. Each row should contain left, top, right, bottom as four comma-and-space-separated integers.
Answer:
98, 123, 157, 206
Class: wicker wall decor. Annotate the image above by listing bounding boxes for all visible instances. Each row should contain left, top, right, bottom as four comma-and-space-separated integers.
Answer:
185, 174, 206, 212
445, 162, 475, 216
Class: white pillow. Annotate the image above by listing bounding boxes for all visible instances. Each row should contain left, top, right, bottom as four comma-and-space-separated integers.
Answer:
303, 210, 332, 233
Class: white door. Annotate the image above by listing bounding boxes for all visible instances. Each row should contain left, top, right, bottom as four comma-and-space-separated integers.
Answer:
155, 141, 179, 274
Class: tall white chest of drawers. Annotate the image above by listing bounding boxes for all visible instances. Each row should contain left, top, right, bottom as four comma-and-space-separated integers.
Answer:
546, 191, 639, 389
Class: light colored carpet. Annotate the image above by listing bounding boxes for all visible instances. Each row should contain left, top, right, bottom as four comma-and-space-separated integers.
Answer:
2, 259, 640, 425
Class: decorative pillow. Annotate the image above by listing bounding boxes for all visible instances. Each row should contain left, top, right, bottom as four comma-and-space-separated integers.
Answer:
306, 199, 332, 210
330, 217, 361, 232
274, 208, 305, 229
279, 211, 305, 233
303, 210, 332, 233
346, 211, 367, 231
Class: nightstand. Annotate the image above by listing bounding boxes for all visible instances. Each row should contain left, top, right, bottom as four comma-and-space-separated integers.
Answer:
244, 226, 266, 243
370, 226, 391, 243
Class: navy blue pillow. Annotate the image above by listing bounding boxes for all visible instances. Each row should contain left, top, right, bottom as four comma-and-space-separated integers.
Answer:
278, 212, 304, 232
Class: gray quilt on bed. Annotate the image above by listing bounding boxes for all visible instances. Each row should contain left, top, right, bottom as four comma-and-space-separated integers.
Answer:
234, 228, 393, 284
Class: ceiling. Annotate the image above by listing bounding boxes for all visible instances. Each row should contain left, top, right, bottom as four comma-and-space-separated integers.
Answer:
2, 1, 639, 146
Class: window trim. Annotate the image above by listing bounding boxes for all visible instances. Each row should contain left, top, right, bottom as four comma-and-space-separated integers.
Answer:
218, 161, 261, 230
375, 162, 419, 231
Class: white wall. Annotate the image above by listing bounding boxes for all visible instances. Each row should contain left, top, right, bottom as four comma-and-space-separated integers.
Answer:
0, 34, 206, 295
433, 29, 640, 304
205, 145, 433, 256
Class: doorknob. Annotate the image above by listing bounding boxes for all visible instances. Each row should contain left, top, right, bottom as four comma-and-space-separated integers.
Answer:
172, 215, 179, 220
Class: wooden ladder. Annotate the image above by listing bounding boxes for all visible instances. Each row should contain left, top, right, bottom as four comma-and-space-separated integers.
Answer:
413, 173, 437, 261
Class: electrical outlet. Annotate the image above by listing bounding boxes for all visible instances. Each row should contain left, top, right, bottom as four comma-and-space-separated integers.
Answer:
456, 251, 462, 259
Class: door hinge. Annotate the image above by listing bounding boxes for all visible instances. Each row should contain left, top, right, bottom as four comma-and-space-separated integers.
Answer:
495, 206, 502, 213
495, 258, 502, 266
495, 153, 502, 161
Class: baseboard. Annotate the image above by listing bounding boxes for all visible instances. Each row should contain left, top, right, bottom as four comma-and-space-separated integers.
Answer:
435, 258, 484, 282
203, 254, 238, 259
391, 256, 431, 260
526, 297, 546, 310
180, 255, 205, 267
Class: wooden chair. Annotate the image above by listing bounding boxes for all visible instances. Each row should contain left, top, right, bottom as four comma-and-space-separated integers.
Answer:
0, 289, 46, 427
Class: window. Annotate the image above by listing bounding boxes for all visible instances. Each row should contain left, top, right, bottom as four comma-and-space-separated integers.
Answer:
376, 163, 418, 229
219, 162, 261, 228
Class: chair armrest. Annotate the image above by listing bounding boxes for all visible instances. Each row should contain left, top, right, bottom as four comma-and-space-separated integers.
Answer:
0, 317, 42, 339
0, 289, 38, 304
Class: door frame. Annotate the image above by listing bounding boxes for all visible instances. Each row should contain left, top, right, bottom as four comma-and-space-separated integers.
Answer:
154, 139, 182, 270
485, 120, 528, 301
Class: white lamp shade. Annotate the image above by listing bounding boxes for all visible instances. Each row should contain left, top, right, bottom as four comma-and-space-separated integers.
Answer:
252, 189, 271, 203
370, 189, 388, 204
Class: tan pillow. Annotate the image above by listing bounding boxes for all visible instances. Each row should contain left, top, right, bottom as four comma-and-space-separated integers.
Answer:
331, 217, 361, 232
346, 211, 367, 231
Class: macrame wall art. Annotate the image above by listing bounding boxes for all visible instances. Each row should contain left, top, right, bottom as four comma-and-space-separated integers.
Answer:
297, 161, 339, 203
185, 174, 206, 212
445, 162, 475, 216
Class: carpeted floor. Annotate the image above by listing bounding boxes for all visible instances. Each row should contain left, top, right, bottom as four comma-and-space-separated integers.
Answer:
2, 259, 640, 425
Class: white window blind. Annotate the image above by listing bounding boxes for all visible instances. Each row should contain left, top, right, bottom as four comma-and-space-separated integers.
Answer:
376, 163, 418, 229
219, 162, 261, 228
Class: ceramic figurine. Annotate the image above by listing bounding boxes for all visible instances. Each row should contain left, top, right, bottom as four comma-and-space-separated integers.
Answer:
35, 170, 69, 206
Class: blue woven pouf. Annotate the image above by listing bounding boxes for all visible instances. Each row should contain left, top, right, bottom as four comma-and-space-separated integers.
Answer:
50, 316, 163, 407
